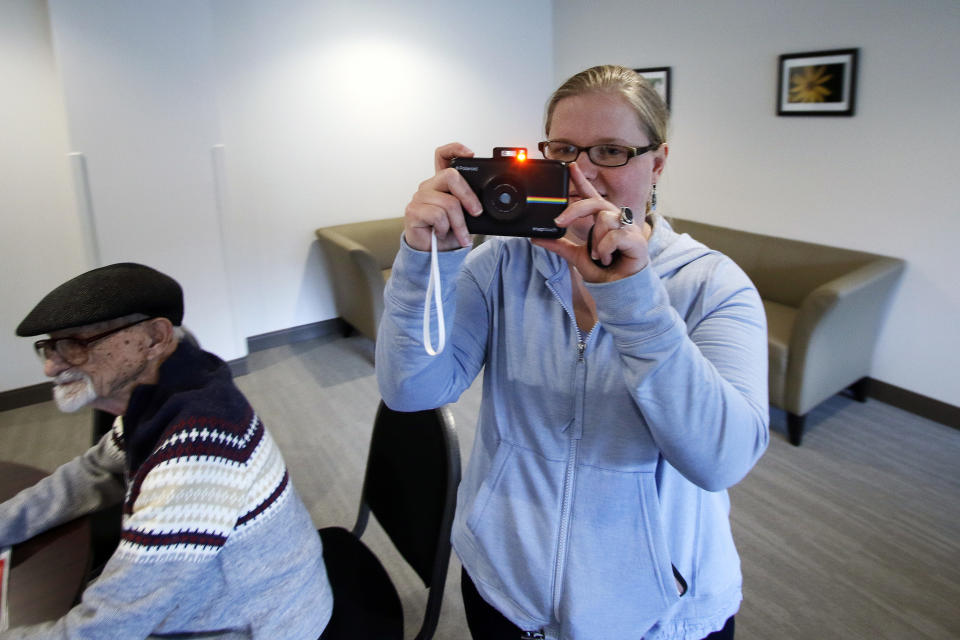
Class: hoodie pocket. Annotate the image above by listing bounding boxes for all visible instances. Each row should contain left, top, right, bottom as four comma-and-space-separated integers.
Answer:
465, 441, 566, 620
559, 466, 680, 637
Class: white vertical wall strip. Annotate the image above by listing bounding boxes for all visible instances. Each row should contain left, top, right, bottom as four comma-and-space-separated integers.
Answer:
210, 144, 245, 356
68, 152, 101, 268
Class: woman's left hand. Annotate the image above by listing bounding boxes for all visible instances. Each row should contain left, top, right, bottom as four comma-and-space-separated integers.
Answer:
532, 163, 651, 282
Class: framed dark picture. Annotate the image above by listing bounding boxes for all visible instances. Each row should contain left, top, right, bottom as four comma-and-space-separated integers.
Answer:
777, 48, 858, 116
634, 67, 671, 109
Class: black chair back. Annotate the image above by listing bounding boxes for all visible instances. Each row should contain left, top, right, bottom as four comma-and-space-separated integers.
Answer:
349, 401, 460, 638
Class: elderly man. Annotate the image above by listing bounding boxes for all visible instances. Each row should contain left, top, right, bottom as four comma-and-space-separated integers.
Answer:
0, 263, 332, 639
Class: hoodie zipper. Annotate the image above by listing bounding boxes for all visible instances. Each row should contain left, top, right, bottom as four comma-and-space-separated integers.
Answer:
552, 342, 585, 620
546, 279, 594, 622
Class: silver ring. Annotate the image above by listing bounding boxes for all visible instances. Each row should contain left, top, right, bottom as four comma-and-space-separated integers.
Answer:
619, 206, 634, 227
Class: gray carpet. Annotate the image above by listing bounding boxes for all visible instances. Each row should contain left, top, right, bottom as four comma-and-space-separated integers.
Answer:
1, 333, 957, 639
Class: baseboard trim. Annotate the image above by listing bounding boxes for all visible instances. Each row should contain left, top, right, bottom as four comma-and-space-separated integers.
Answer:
0, 381, 54, 412
227, 319, 346, 377
246, 318, 345, 353
868, 378, 959, 430
226, 357, 249, 378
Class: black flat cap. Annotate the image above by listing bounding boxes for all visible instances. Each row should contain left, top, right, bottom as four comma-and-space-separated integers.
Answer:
16, 262, 183, 337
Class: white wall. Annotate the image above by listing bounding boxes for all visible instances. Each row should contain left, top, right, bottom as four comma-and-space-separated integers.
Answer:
47, 0, 243, 361
0, 0, 554, 392
554, 0, 960, 406
0, 0, 87, 391
209, 0, 554, 339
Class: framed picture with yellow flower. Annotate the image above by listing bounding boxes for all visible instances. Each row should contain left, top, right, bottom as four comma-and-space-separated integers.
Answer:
777, 48, 858, 116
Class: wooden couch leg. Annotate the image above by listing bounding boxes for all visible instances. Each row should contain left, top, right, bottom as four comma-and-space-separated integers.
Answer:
849, 377, 870, 402
787, 413, 805, 446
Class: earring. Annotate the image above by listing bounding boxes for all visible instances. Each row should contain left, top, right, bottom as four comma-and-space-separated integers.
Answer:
649, 184, 658, 213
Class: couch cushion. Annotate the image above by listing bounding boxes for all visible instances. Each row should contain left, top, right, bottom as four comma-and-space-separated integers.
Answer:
763, 299, 797, 408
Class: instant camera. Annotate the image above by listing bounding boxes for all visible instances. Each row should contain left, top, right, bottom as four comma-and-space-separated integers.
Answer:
452, 147, 568, 238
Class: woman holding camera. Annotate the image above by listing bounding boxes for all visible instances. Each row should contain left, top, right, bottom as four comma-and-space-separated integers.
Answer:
377, 65, 768, 639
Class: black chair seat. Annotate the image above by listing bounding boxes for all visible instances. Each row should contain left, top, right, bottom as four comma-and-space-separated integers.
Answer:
318, 526, 403, 640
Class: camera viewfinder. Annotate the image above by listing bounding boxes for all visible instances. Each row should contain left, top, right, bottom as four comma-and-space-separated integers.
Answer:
493, 147, 528, 162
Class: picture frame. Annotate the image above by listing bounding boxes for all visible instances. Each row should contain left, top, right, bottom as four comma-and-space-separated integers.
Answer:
777, 48, 858, 116
634, 67, 671, 109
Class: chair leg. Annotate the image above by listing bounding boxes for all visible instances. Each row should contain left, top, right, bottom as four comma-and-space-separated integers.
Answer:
849, 377, 870, 403
787, 412, 805, 446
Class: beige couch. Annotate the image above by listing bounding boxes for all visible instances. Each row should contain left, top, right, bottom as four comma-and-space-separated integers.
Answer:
668, 217, 905, 445
316, 216, 905, 446
315, 218, 485, 343
315, 217, 405, 342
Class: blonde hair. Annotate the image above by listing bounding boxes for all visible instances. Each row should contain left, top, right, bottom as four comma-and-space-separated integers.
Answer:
545, 65, 669, 145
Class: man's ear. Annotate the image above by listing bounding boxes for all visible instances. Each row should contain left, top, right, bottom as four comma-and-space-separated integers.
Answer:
143, 317, 175, 359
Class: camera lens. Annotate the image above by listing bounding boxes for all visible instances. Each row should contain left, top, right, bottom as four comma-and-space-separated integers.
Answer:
493, 184, 519, 211
482, 175, 525, 221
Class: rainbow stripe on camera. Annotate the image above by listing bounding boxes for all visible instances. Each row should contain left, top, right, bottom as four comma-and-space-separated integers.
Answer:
526, 196, 568, 205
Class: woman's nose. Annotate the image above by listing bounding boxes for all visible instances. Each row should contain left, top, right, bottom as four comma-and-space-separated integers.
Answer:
574, 152, 598, 179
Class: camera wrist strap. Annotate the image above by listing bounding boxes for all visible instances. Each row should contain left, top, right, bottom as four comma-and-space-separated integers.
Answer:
422, 230, 446, 355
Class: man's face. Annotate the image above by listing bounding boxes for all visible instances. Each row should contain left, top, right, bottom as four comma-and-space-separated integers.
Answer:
42, 316, 154, 414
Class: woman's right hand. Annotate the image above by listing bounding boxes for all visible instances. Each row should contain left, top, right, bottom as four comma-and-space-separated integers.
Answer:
404, 142, 484, 252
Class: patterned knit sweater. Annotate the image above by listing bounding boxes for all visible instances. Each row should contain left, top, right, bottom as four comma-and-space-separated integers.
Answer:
0, 341, 332, 639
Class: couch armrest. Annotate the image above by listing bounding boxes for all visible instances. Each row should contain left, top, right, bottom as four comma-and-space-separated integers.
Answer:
315, 228, 391, 341
785, 257, 905, 415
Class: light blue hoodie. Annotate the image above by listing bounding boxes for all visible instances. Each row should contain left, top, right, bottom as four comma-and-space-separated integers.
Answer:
377, 215, 769, 639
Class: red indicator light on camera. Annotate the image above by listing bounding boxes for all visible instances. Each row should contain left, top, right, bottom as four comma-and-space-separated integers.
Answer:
517, 150, 527, 162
